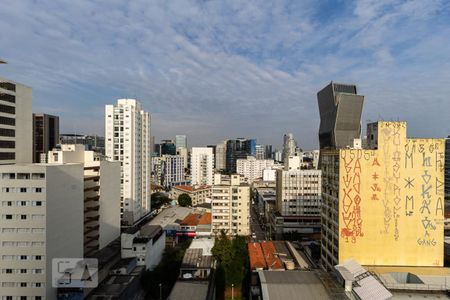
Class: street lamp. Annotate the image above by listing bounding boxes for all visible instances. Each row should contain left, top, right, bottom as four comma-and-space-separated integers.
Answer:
232, 283, 234, 300
159, 283, 162, 300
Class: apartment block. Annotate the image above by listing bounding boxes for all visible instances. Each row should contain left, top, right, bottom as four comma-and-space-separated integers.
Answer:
0, 164, 84, 300
321, 121, 445, 271
211, 174, 250, 236
48, 144, 121, 256
236, 156, 275, 183
169, 185, 212, 206
105, 99, 151, 226
191, 147, 214, 186
160, 154, 185, 188
215, 141, 227, 172
271, 169, 322, 239
32, 113, 59, 163
0, 76, 32, 164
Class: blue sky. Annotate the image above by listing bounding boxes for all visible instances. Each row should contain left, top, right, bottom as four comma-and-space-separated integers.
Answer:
1, 0, 450, 149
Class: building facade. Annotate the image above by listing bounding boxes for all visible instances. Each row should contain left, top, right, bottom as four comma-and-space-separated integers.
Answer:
255, 144, 266, 159
60, 134, 105, 154
321, 121, 445, 271
191, 147, 214, 186
175, 135, 187, 149
0, 76, 32, 164
215, 141, 227, 172
236, 156, 275, 183
170, 185, 212, 206
317, 82, 364, 149
32, 113, 59, 163
225, 138, 256, 173
160, 155, 185, 188
282, 133, 297, 163
0, 164, 84, 300
211, 174, 250, 236
105, 99, 151, 226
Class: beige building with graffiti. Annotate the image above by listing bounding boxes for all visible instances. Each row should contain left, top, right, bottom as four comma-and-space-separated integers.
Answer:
321, 121, 445, 271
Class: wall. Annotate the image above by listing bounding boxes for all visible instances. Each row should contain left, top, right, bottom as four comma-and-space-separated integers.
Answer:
338, 122, 444, 266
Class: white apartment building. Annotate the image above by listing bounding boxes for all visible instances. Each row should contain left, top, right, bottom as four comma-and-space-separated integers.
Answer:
105, 99, 151, 226
255, 144, 265, 159
0, 76, 32, 164
48, 144, 121, 256
236, 156, 275, 183
169, 185, 212, 206
161, 155, 185, 188
282, 133, 297, 163
215, 141, 226, 171
284, 155, 302, 170
176, 147, 188, 170
0, 163, 84, 300
190, 147, 214, 186
211, 174, 250, 236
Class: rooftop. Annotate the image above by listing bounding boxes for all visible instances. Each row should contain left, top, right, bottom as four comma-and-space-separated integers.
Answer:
181, 248, 214, 269
168, 281, 210, 300
181, 213, 201, 226
148, 206, 193, 228
173, 185, 211, 192
198, 213, 211, 225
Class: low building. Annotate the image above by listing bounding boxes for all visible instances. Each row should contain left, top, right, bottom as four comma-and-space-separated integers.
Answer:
236, 156, 275, 183
169, 185, 212, 206
254, 187, 276, 226
121, 225, 165, 270
178, 212, 212, 238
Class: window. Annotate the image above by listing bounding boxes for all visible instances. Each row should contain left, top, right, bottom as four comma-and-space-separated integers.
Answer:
35, 255, 42, 260
34, 188, 42, 193
20, 255, 28, 260
6, 269, 12, 274
20, 296, 27, 300
20, 188, 27, 193
20, 269, 27, 274
20, 282, 27, 287
5, 214, 12, 220
21, 215, 27, 220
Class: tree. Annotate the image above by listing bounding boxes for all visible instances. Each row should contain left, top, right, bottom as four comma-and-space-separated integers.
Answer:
178, 193, 192, 207
151, 192, 170, 210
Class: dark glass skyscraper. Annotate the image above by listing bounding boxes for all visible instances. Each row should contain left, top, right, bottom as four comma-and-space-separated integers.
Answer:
317, 82, 364, 149
32, 113, 59, 163
225, 138, 257, 173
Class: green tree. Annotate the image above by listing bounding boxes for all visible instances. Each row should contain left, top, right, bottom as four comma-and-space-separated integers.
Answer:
178, 193, 192, 207
151, 192, 170, 210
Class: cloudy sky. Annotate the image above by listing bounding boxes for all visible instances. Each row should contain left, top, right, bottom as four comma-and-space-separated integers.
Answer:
1, 0, 449, 149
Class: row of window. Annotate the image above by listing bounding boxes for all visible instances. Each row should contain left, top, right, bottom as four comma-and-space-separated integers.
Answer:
2, 241, 44, 247
1, 255, 44, 261
0, 104, 15, 114
2, 214, 45, 220
2, 296, 43, 300
2, 173, 45, 180
0, 140, 14, 149
1, 187, 44, 193
2, 200, 44, 207
2, 282, 44, 288
0, 93, 15, 103
0, 152, 15, 160
0, 81, 16, 92
2, 228, 45, 234
1, 268, 43, 274
0, 116, 15, 126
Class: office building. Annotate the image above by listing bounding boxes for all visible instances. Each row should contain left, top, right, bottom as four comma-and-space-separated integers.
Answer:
48, 144, 121, 256
282, 133, 297, 162
0, 76, 32, 164
161, 139, 176, 155
274, 150, 282, 162
32, 113, 59, 163
255, 144, 265, 159
176, 146, 188, 169
265, 145, 273, 159
211, 174, 250, 236
191, 147, 214, 186
160, 154, 186, 188
225, 138, 256, 173
60, 134, 105, 154
271, 169, 322, 239
175, 135, 187, 149
317, 82, 364, 149
236, 156, 275, 183
215, 141, 227, 172
321, 121, 445, 271
0, 163, 84, 300
105, 99, 151, 226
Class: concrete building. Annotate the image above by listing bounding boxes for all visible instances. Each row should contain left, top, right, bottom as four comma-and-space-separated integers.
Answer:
282, 133, 297, 163
121, 225, 165, 270
60, 134, 105, 154
236, 156, 275, 183
48, 144, 121, 256
321, 121, 445, 271
0, 163, 84, 300
32, 113, 59, 163
211, 174, 250, 236
105, 99, 151, 226
170, 185, 212, 206
215, 141, 227, 172
284, 155, 302, 171
274, 150, 282, 163
255, 144, 265, 159
317, 82, 364, 149
265, 145, 273, 159
263, 169, 276, 182
225, 138, 256, 173
191, 147, 214, 186
271, 169, 322, 239
0, 76, 32, 164
176, 146, 188, 170
160, 154, 185, 188
175, 135, 187, 149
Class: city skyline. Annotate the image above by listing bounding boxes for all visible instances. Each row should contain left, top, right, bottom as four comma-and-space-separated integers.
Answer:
1, 1, 450, 149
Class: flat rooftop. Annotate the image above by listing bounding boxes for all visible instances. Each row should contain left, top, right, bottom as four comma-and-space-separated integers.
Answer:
147, 206, 193, 229
169, 281, 209, 300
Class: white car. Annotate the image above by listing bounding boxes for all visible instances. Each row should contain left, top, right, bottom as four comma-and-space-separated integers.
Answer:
252, 233, 257, 239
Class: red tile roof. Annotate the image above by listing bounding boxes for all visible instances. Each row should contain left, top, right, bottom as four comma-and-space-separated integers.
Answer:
180, 213, 200, 226
173, 185, 211, 192
198, 213, 211, 225
261, 241, 284, 270
248, 242, 267, 270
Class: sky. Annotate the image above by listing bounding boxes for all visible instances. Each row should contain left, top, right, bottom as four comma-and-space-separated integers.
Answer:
1, 0, 450, 150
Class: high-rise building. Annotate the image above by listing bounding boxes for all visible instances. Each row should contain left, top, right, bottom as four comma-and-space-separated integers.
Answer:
236, 156, 275, 183
271, 169, 322, 239
265, 145, 273, 159
105, 99, 151, 226
0, 76, 32, 164
161, 139, 176, 155
175, 135, 187, 149
226, 138, 257, 173
255, 144, 265, 159
215, 141, 227, 171
317, 81, 364, 149
282, 133, 297, 162
161, 154, 185, 188
33, 113, 59, 163
274, 149, 282, 162
0, 163, 84, 300
211, 174, 250, 236
191, 147, 214, 185
176, 146, 188, 170
321, 121, 445, 271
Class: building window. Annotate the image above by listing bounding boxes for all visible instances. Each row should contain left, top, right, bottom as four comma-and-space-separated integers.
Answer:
21, 215, 27, 220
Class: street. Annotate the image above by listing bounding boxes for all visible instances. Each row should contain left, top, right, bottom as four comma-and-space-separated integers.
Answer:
250, 203, 267, 241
